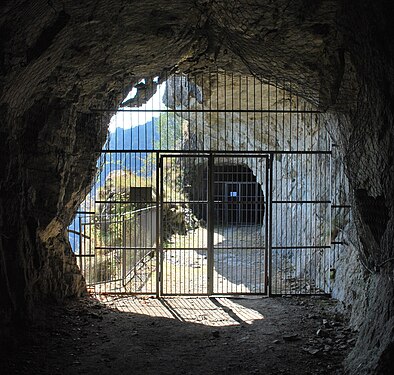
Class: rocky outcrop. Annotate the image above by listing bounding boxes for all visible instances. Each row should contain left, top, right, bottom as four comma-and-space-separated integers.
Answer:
0, 0, 393, 373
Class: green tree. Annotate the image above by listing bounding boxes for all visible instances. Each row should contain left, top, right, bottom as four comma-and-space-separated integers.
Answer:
155, 112, 183, 150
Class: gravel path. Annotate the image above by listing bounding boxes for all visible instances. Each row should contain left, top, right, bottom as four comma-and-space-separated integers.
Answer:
163, 225, 266, 294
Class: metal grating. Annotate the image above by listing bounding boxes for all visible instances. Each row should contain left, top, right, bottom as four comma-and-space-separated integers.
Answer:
68, 71, 350, 296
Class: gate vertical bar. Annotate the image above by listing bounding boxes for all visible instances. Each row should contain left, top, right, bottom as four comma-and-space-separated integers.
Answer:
159, 155, 164, 296
328, 146, 333, 293
207, 153, 214, 295
78, 216, 83, 270
264, 156, 269, 295
155, 152, 160, 297
268, 153, 274, 296
122, 215, 126, 288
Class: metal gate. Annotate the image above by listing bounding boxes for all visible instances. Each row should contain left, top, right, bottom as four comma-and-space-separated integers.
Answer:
159, 153, 269, 295
68, 71, 349, 297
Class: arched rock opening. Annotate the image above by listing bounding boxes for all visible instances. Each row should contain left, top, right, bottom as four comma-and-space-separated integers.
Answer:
0, 1, 393, 373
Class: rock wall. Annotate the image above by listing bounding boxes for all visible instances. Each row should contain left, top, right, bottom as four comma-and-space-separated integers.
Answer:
0, 0, 393, 373
0, 0, 202, 322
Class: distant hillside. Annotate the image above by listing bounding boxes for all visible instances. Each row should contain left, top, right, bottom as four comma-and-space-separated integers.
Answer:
108, 119, 158, 151
97, 118, 160, 185
69, 113, 182, 253
97, 112, 182, 184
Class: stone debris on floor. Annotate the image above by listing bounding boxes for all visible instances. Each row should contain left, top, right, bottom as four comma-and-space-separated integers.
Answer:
1, 295, 356, 375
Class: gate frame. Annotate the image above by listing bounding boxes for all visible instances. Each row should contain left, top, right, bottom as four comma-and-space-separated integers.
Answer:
158, 151, 272, 297
67, 70, 340, 297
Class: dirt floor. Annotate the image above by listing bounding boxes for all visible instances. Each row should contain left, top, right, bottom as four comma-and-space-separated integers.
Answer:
1, 295, 356, 375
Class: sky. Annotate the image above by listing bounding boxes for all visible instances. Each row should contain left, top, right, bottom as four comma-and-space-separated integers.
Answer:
109, 81, 167, 132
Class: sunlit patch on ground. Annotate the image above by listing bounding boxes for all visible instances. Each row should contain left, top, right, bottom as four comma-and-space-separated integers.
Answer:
99, 296, 265, 327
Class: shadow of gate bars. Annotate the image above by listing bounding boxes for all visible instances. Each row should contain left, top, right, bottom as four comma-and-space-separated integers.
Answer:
68, 71, 351, 297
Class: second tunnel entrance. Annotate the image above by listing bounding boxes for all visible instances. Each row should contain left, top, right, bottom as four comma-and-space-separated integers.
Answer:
187, 161, 265, 226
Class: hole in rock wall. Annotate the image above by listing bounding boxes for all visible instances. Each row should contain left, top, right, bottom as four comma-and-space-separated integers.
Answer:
355, 189, 389, 244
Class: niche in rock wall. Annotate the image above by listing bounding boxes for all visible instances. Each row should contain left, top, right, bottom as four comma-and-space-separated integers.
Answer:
186, 163, 265, 225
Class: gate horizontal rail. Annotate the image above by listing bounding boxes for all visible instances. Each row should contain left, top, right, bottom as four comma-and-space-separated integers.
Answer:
89, 108, 322, 114
98, 150, 332, 155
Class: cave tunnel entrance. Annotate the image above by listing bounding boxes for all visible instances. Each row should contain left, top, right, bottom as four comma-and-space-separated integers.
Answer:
68, 72, 350, 297
189, 162, 265, 226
